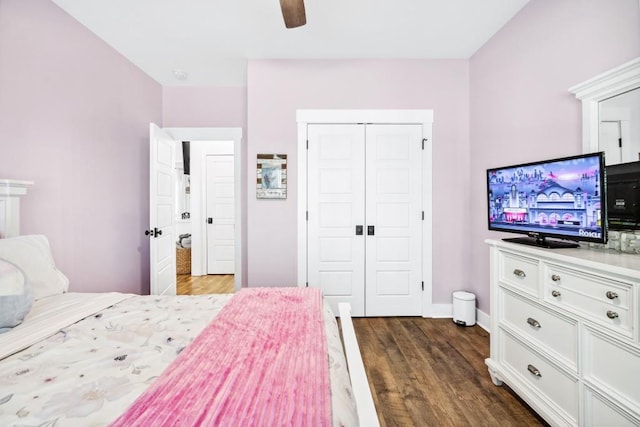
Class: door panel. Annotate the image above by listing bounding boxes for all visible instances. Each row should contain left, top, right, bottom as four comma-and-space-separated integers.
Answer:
206, 155, 235, 274
307, 123, 423, 316
308, 124, 366, 316
149, 123, 176, 295
365, 124, 423, 316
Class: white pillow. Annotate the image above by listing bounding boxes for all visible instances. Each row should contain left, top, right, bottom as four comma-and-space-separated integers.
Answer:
0, 258, 33, 332
0, 235, 69, 301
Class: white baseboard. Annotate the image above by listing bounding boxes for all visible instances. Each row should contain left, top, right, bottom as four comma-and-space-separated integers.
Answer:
430, 303, 452, 318
428, 304, 490, 333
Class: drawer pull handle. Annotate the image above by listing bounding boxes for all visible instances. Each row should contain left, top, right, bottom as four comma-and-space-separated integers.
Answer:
527, 364, 542, 377
551, 274, 561, 282
526, 317, 541, 328
551, 290, 561, 297
606, 291, 619, 300
513, 269, 526, 278
606, 310, 619, 319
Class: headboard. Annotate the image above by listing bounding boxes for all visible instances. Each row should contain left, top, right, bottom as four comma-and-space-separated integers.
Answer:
0, 179, 34, 238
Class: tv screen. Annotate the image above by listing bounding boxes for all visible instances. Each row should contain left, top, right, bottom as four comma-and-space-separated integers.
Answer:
487, 152, 607, 248
606, 161, 640, 230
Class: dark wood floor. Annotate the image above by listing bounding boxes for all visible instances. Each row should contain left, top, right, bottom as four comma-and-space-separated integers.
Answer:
178, 276, 546, 426
353, 317, 548, 427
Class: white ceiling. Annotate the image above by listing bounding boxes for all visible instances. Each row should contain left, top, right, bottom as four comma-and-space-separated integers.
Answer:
51, 0, 530, 87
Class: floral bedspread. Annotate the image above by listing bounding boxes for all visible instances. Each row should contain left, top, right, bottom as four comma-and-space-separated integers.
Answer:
0, 293, 357, 427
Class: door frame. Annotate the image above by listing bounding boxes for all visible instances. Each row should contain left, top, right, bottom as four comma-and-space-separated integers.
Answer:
164, 127, 243, 291
296, 110, 434, 317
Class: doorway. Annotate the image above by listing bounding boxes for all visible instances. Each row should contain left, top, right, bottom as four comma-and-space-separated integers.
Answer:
163, 127, 243, 295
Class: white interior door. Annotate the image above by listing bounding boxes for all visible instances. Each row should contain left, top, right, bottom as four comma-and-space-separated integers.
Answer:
307, 124, 366, 316
149, 123, 176, 295
206, 154, 235, 274
365, 125, 423, 316
306, 123, 423, 316
600, 121, 622, 165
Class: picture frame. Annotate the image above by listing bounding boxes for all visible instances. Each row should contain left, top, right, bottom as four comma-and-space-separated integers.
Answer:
256, 154, 287, 199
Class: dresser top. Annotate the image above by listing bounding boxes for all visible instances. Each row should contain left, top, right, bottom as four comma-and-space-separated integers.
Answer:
486, 239, 640, 279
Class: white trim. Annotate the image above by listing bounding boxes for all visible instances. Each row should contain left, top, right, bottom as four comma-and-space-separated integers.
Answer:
296, 109, 433, 124
430, 303, 453, 318
297, 109, 433, 317
476, 309, 490, 333
164, 127, 243, 291
0, 179, 34, 238
569, 57, 640, 154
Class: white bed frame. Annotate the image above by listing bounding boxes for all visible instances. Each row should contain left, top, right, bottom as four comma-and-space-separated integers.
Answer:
0, 179, 33, 239
339, 303, 380, 427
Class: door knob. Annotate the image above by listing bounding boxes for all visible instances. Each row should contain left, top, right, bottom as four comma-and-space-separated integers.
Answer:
208, 218, 213, 224
367, 225, 375, 236
145, 228, 162, 238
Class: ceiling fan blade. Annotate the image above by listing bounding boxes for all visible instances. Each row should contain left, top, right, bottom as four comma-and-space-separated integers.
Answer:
280, 0, 306, 28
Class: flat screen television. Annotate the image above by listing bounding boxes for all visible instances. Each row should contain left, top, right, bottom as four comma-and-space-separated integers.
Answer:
606, 161, 640, 230
487, 152, 607, 248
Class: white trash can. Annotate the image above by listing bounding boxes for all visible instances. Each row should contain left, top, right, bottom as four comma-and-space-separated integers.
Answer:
452, 291, 476, 326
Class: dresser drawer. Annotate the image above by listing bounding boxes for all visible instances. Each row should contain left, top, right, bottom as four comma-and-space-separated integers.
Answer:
583, 328, 640, 411
499, 251, 539, 296
544, 265, 634, 338
584, 387, 640, 427
500, 330, 579, 423
545, 264, 632, 307
499, 288, 577, 369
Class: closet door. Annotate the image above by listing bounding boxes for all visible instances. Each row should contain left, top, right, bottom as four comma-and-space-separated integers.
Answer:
365, 124, 423, 316
307, 124, 366, 316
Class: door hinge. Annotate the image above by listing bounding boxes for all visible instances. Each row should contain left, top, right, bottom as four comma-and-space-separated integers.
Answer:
306, 211, 309, 221
422, 211, 424, 220
422, 138, 428, 150
306, 139, 309, 149
421, 281, 424, 291
619, 137, 623, 148
306, 282, 309, 288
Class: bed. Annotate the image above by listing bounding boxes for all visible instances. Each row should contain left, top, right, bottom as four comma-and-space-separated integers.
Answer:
0, 232, 378, 426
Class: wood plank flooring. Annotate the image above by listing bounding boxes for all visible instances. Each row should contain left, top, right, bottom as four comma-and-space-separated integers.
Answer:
353, 317, 549, 427
176, 274, 234, 295
177, 276, 546, 426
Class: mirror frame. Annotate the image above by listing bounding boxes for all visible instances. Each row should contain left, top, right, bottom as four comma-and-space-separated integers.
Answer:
569, 57, 640, 155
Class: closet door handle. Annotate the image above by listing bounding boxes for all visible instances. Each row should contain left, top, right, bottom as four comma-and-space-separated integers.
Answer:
355, 225, 363, 235
367, 225, 375, 236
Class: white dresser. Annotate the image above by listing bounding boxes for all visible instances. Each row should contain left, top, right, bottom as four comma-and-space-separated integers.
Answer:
486, 239, 640, 426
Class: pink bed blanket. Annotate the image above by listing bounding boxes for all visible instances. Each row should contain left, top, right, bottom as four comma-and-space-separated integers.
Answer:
109, 287, 331, 426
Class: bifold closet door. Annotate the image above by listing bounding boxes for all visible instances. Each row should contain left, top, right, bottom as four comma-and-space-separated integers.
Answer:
364, 124, 423, 316
307, 123, 423, 316
307, 124, 366, 316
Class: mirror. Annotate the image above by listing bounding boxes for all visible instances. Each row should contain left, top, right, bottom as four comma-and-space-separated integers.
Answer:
599, 87, 640, 164
569, 57, 640, 165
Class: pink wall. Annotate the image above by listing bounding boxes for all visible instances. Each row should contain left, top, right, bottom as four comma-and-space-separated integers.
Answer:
470, 0, 640, 313
246, 59, 471, 304
0, 0, 162, 294
163, 86, 247, 129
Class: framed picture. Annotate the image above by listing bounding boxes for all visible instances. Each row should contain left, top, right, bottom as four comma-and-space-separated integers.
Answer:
256, 154, 287, 199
